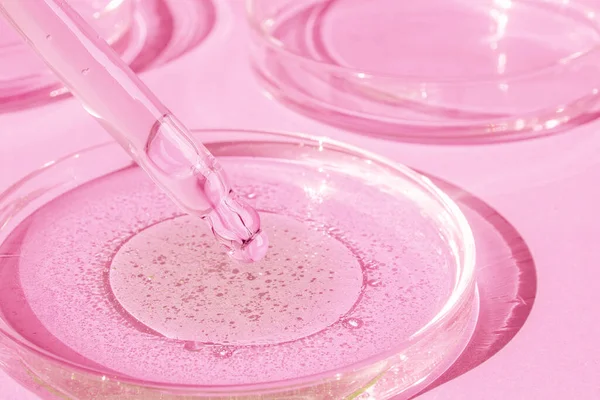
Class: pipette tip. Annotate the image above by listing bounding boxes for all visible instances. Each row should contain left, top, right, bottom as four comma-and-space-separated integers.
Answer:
231, 230, 269, 263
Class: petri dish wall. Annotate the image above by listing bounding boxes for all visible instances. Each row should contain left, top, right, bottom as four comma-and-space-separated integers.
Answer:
0, 0, 134, 105
0, 129, 477, 399
247, 0, 600, 142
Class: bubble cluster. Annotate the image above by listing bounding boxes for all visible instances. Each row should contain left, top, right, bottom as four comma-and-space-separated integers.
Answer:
109, 214, 363, 345
342, 318, 364, 329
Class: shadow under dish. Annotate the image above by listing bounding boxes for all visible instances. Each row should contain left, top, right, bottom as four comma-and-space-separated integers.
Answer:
414, 174, 537, 398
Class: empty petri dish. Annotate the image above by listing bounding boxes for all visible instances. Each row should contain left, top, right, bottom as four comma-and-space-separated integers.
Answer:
247, 0, 600, 142
0, 0, 134, 106
0, 129, 476, 399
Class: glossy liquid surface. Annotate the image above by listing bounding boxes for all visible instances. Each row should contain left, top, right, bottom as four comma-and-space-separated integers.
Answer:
0, 155, 457, 385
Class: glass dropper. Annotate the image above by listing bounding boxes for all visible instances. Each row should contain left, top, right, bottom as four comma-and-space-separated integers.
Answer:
0, 0, 268, 262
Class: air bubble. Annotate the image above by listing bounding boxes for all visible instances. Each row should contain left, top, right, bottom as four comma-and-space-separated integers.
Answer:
342, 318, 364, 329
213, 346, 235, 358
364, 260, 381, 270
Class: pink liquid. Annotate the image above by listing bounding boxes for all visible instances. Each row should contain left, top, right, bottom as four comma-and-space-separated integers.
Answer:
0, 0, 267, 262
0, 154, 456, 385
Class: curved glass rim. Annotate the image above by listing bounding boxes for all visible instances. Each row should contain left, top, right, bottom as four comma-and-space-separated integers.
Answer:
245, 0, 600, 84
0, 129, 476, 393
0, 0, 134, 48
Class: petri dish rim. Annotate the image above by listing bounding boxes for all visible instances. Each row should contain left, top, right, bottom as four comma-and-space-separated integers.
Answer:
0, 0, 135, 59
245, 0, 600, 84
0, 128, 476, 393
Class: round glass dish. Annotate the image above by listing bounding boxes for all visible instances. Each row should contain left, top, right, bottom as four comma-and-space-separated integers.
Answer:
0, 129, 476, 399
247, 0, 600, 142
0, 0, 134, 106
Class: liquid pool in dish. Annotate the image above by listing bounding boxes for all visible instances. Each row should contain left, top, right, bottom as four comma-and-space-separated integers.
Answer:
0, 130, 476, 399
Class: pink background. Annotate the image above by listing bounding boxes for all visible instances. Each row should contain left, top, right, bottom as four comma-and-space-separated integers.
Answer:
1, 1, 599, 398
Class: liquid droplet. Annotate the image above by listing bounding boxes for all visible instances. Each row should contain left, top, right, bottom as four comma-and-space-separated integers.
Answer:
81, 68, 90, 75
143, 115, 269, 263
343, 317, 363, 329
241, 230, 269, 262
246, 193, 257, 199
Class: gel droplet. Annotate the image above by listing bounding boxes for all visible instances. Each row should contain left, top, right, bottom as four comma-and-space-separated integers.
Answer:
242, 230, 269, 262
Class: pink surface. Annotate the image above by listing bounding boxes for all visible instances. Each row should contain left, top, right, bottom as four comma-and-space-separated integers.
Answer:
0, 0, 599, 398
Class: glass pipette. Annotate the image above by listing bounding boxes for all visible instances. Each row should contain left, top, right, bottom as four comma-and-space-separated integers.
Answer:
0, 0, 268, 262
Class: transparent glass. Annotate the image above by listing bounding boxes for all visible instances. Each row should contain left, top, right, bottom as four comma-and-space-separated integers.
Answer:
0, 0, 267, 262
247, 0, 600, 143
0, 130, 477, 399
0, 0, 134, 105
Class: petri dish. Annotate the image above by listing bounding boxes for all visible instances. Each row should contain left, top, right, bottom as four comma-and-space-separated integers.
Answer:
0, 0, 134, 106
247, 0, 600, 142
0, 129, 476, 399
